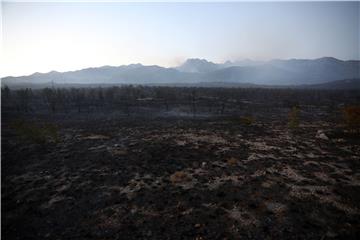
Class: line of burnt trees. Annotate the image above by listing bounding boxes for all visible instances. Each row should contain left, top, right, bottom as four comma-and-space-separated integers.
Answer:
2, 85, 359, 116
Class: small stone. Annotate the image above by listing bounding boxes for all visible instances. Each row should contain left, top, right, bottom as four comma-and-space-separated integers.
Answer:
81, 134, 110, 140
88, 145, 107, 151
316, 130, 329, 140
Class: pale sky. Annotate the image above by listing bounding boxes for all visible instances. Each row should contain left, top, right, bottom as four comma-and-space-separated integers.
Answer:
1, 2, 359, 77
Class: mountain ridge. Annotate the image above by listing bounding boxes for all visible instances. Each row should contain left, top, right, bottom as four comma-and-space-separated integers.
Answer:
2, 57, 359, 87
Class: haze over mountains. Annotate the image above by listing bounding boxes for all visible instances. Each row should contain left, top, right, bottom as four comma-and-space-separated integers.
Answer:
2, 57, 359, 88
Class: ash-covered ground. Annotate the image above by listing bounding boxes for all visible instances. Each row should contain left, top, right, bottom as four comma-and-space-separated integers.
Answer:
2, 87, 360, 239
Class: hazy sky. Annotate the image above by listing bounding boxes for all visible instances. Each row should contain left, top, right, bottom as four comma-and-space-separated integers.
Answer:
1, 2, 359, 77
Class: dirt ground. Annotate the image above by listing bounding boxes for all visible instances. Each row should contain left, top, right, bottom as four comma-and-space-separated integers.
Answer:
2, 113, 360, 239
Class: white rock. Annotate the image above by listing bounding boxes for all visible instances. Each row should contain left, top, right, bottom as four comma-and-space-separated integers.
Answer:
316, 130, 329, 140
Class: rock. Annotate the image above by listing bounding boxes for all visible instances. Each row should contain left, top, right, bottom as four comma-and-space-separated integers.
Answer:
316, 130, 329, 140
265, 202, 287, 214
88, 145, 107, 151
81, 134, 110, 140
111, 149, 128, 156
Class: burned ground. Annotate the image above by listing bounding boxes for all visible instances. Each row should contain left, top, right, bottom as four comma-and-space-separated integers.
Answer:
2, 87, 360, 239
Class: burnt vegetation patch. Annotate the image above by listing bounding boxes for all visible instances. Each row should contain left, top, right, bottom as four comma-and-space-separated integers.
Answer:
2, 86, 360, 239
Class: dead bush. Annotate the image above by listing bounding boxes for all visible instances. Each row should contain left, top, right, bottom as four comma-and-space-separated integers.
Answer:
227, 157, 238, 166
343, 106, 360, 132
170, 171, 191, 183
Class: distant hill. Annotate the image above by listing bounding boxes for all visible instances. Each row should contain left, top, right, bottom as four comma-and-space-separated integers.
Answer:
204, 57, 359, 85
176, 58, 220, 73
2, 57, 359, 88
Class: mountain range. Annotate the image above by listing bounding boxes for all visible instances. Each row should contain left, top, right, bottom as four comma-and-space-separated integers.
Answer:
2, 57, 359, 88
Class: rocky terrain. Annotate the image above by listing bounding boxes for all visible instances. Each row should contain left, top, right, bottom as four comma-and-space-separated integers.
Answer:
2, 113, 360, 239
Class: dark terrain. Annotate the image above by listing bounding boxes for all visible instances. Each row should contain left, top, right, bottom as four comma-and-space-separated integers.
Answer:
2, 86, 360, 239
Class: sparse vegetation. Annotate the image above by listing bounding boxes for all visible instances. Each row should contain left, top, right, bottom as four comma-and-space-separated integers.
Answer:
239, 116, 255, 126
10, 119, 59, 144
2, 86, 358, 119
288, 106, 300, 129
